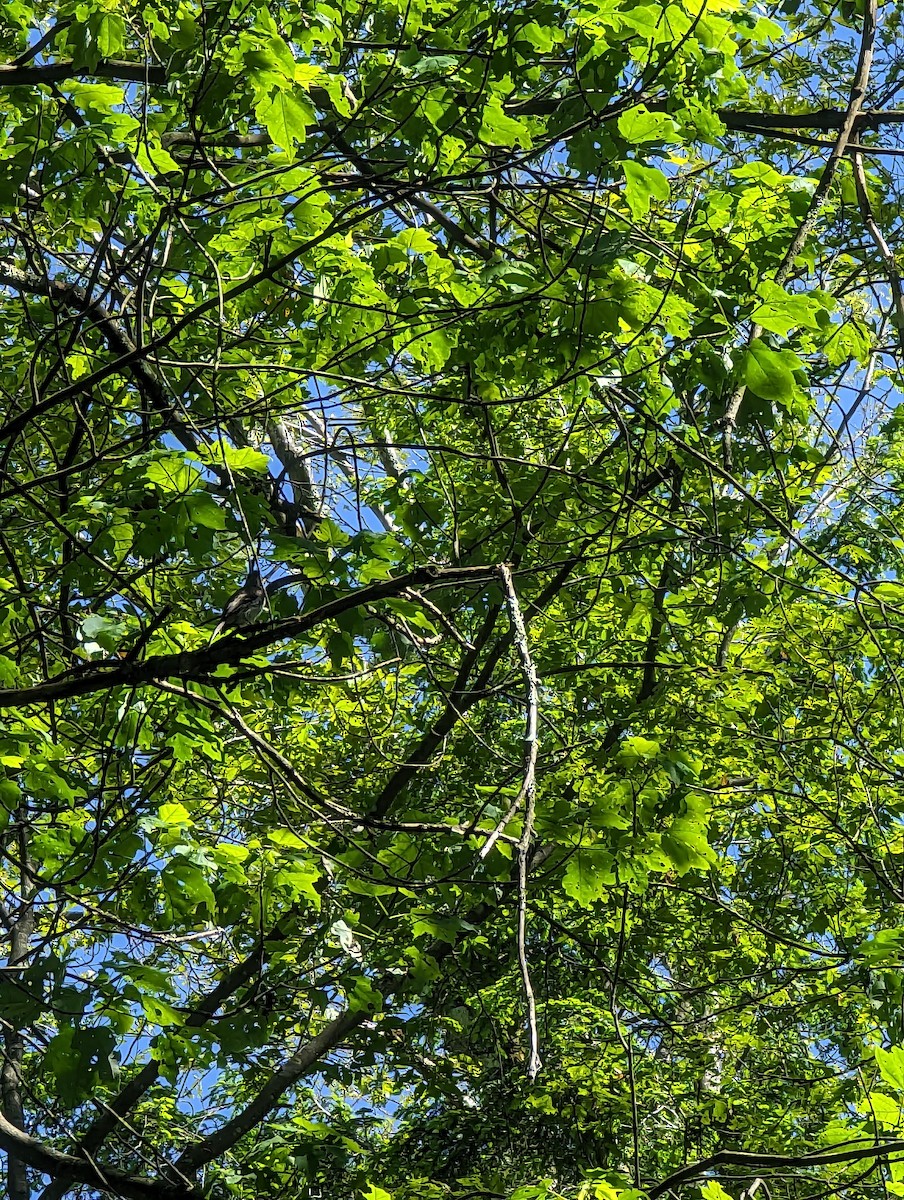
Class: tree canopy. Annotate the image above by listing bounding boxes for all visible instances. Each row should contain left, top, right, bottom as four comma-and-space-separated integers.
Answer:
3, 0, 904, 1199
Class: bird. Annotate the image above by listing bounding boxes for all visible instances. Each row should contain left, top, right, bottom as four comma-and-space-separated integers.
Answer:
211, 567, 267, 639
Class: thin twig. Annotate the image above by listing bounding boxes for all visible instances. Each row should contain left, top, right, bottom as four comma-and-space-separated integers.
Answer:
611, 886, 640, 1186
478, 577, 539, 858
851, 152, 904, 354
493, 564, 542, 1079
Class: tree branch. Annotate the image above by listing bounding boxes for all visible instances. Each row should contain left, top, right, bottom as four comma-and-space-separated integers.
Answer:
0, 59, 165, 86
0, 1111, 193, 1200
0, 565, 497, 709
174, 1009, 367, 1173
649, 1141, 904, 1200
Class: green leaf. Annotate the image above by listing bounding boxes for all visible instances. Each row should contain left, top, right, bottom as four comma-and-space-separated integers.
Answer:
0, 779, 21, 819
80, 614, 126, 651
622, 160, 670, 218
269, 829, 307, 849
617, 105, 680, 144
750, 281, 828, 336
134, 142, 181, 176
480, 98, 532, 148
859, 1091, 900, 1126
94, 12, 126, 56
662, 815, 715, 875
514, 21, 557, 52
187, 493, 227, 530
264, 34, 298, 79
859, 927, 904, 963
700, 1184, 734, 1200
825, 317, 871, 365
65, 82, 125, 112
393, 227, 437, 254
255, 88, 314, 153
158, 803, 193, 827
6, 0, 904, 1180
146, 458, 202, 494
161, 861, 218, 923
410, 911, 474, 942
141, 995, 184, 1028
563, 848, 615, 906
361, 1186, 393, 1200
616, 736, 660, 765
347, 976, 383, 1013
875, 1046, 904, 1093
192, 443, 271, 473
44, 1026, 116, 1106
273, 860, 322, 908
742, 339, 803, 404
